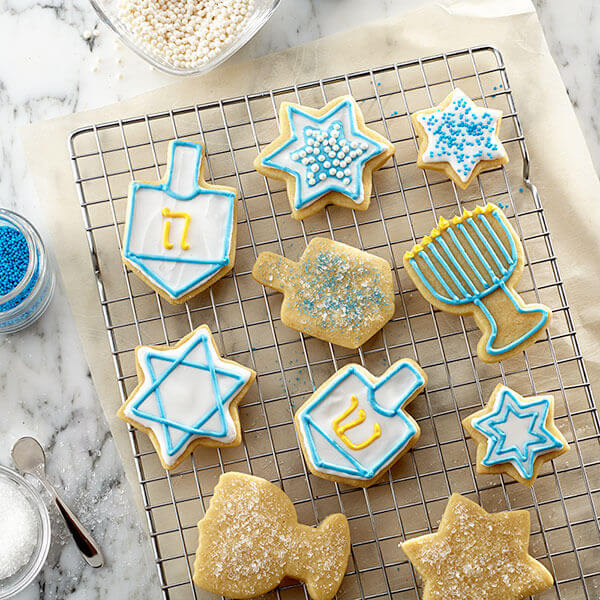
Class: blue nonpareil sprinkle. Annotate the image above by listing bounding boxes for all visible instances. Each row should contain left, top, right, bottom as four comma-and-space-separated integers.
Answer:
0, 226, 39, 312
0, 226, 30, 295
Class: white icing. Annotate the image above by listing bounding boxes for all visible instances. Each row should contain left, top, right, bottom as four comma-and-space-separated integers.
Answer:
123, 328, 252, 466
266, 101, 383, 209
417, 88, 507, 182
125, 142, 235, 300
297, 364, 423, 481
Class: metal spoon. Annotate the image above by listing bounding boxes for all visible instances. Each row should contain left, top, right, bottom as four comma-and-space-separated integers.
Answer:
11, 436, 104, 568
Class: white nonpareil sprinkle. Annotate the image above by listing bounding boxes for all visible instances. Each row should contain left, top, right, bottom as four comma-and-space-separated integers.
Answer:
0, 480, 38, 580
119, 0, 255, 69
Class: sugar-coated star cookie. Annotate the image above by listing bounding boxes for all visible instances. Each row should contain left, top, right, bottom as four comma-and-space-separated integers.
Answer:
402, 494, 554, 600
122, 139, 238, 304
403, 203, 551, 363
463, 384, 568, 486
412, 88, 508, 189
295, 360, 427, 487
253, 237, 395, 348
255, 95, 395, 220
117, 325, 255, 470
194, 472, 351, 600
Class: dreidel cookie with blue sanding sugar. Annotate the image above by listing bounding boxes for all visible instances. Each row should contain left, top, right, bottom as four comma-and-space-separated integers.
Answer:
117, 325, 256, 470
193, 472, 351, 600
412, 88, 508, 189
254, 95, 395, 220
122, 139, 238, 304
253, 238, 395, 348
462, 384, 568, 486
403, 203, 551, 363
295, 360, 427, 487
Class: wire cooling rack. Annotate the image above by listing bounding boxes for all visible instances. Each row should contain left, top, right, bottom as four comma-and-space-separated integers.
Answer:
68, 46, 600, 600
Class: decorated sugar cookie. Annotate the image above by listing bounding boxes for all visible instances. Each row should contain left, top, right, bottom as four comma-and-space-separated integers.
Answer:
295, 360, 427, 487
117, 325, 255, 470
401, 494, 554, 600
254, 95, 395, 220
412, 88, 508, 189
122, 140, 238, 304
463, 384, 568, 486
194, 472, 350, 600
403, 203, 551, 363
253, 237, 395, 348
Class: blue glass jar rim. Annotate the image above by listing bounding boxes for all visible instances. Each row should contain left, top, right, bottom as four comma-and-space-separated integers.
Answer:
0, 209, 42, 307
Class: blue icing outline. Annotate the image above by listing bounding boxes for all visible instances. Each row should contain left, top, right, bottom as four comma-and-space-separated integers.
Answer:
297, 361, 426, 480
408, 209, 550, 355
471, 387, 563, 479
261, 99, 387, 210
123, 140, 236, 299
131, 329, 248, 457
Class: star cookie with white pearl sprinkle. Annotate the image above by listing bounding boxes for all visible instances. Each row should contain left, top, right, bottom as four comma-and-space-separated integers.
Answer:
255, 96, 395, 220
412, 88, 508, 189
401, 494, 554, 600
463, 384, 568, 486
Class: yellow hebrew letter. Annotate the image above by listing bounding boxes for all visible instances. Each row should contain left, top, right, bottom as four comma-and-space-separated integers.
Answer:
162, 208, 191, 250
332, 395, 381, 451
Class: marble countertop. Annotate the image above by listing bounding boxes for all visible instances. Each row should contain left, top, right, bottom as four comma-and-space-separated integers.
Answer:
1, 1, 597, 598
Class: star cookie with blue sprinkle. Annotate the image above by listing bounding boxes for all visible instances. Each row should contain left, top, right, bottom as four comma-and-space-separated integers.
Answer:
254, 96, 395, 220
412, 88, 508, 189
118, 325, 256, 470
462, 384, 568, 486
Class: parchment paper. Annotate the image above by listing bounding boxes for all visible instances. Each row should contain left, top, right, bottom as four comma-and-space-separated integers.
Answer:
21, 0, 600, 536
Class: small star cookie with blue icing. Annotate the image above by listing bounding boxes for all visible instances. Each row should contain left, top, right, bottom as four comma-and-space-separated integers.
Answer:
254, 96, 395, 220
463, 384, 568, 486
117, 325, 256, 470
412, 88, 508, 189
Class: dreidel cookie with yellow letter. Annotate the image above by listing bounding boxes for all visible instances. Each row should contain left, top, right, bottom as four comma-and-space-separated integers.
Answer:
295, 360, 427, 487
403, 203, 551, 363
193, 472, 351, 600
122, 140, 238, 304
252, 237, 395, 348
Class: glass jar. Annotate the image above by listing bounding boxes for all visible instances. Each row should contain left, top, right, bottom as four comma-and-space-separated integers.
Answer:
0, 209, 55, 334
0, 466, 51, 598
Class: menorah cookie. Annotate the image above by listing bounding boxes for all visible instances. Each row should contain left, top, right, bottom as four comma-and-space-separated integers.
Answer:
117, 325, 255, 470
194, 472, 351, 600
401, 494, 554, 600
403, 203, 551, 363
412, 88, 508, 189
295, 360, 427, 487
254, 95, 395, 220
253, 237, 395, 348
122, 140, 238, 304
463, 384, 568, 486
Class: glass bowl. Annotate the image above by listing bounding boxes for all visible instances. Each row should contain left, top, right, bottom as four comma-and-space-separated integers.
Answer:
0, 467, 51, 598
89, 0, 281, 76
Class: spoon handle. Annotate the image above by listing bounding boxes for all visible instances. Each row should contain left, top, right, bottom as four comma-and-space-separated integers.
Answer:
44, 479, 104, 568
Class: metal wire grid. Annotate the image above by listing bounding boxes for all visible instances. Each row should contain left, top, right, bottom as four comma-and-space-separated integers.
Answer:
68, 46, 600, 600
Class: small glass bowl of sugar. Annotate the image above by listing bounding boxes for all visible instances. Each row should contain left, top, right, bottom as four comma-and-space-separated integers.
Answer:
0, 467, 51, 598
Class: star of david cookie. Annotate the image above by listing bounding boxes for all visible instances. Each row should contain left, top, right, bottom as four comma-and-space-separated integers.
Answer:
117, 325, 256, 470
412, 88, 508, 189
194, 472, 350, 600
295, 360, 427, 487
252, 237, 395, 348
255, 95, 395, 220
463, 384, 568, 486
401, 494, 554, 600
122, 139, 238, 304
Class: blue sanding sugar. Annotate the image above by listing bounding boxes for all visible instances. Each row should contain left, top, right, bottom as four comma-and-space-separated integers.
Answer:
0, 226, 38, 312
